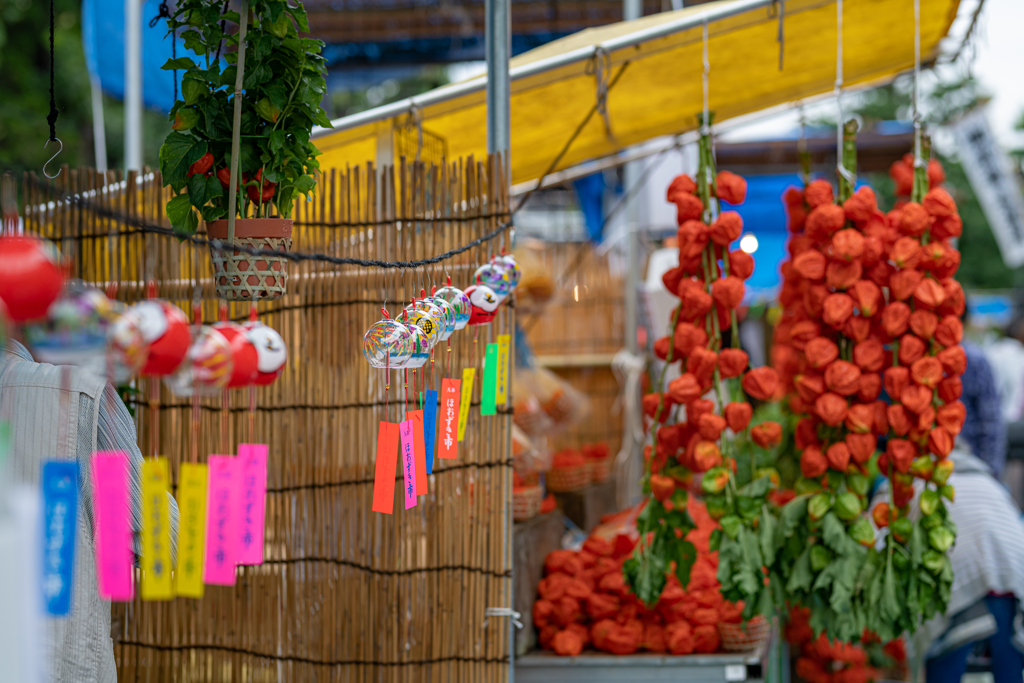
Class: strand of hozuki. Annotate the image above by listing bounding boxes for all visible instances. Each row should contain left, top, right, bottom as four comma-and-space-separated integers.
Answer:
717, 122, 961, 644
624, 122, 781, 608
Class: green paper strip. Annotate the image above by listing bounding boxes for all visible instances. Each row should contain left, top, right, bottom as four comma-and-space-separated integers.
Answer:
481, 343, 498, 416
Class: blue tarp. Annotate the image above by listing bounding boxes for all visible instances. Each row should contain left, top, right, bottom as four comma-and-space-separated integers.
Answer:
81, 0, 186, 113
726, 173, 872, 301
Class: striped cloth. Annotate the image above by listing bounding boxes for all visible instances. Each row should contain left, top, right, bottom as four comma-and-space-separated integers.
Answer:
9, 341, 178, 565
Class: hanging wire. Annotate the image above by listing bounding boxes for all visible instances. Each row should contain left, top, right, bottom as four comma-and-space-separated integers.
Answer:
43, 0, 62, 178
586, 46, 616, 142
701, 21, 710, 137
912, 0, 924, 170
150, 1, 177, 102
834, 0, 855, 186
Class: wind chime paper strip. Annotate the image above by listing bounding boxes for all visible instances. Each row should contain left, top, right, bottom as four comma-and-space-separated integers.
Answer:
439, 379, 461, 459
90, 451, 133, 601
481, 343, 498, 416
237, 444, 268, 566
406, 410, 428, 494
175, 462, 207, 598
399, 420, 417, 509
140, 457, 174, 600
204, 455, 241, 586
423, 390, 438, 474
41, 461, 79, 616
372, 422, 400, 514
496, 334, 510, 406
458, 368, 474, 441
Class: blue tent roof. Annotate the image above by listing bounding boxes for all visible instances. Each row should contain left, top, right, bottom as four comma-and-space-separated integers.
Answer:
82, 0, 186, 112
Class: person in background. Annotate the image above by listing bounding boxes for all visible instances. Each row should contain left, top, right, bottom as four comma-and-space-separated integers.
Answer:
982, 317, 1024, 424
0, 339, 178, 683
881, 445, 1024, 683
959, 317, 1007, 478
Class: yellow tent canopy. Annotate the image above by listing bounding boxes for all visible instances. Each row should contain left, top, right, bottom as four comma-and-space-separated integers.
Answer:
313, 0, 960, 186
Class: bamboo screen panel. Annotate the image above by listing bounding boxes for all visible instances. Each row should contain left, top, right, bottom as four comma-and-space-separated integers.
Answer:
19, 156, 514, 683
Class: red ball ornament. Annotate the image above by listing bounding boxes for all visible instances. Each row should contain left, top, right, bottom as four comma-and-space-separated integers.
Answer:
0, 236, 65, 322
464, 284, 500, 325
136, 301, 191, 376
244, 321, 287, 385
214, 322, 259, 388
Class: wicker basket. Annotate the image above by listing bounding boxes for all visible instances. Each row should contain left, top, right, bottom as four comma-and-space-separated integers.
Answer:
207, 218, 291, 301
546, 464, 588, 493
588, 458, 611, 483
513, 485, 543, 522
718, 615, 770, 652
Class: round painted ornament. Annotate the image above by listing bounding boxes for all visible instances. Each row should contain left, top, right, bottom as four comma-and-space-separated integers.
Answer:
0, 235, 65, 322
491, 254, 521, 290
463, 284, 500, 325
164, 325, 234, 396
403, 320, 430, 369
22, 283, 117, 377
425, 295, 457, 340
433, 285, 471, 330
213, 321, 259, 388
115, 300, 191, 377
403, 299, 445, 349
244, 321, 288, 385
473, 262, 512, 298
363, 318, 413, 369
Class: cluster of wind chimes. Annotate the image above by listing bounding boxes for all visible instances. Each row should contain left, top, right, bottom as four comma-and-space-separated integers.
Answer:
365, 255, 519, 514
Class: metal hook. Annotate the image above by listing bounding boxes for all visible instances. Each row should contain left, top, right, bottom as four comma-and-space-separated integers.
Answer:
43, 138, 63, 179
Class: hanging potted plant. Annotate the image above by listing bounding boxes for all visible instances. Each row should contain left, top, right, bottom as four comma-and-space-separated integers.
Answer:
158, 0, 331, 300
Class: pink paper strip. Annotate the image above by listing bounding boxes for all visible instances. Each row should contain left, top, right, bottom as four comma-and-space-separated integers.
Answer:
204, 455, 242, 585
399, 420, 417, 509
91, 451, 134, 601
237, 444, 268, 566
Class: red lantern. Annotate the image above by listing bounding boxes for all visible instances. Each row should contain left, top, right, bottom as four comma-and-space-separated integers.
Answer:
214, 322, 259, 388
0, 236, 65, 322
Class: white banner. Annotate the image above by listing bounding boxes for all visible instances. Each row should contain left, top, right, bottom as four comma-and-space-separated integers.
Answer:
951, 108, 1024, 268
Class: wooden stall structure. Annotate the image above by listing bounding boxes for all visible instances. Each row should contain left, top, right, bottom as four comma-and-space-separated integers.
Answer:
18, 155, 514, 682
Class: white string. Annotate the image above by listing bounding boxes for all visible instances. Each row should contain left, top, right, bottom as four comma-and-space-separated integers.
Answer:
834, 0, 855, 184
913, 0, 923, 169
701, 20, 710, 136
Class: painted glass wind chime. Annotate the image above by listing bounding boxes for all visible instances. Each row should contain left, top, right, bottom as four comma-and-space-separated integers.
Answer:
0, 226, 287, 607
363, 253, 521, 513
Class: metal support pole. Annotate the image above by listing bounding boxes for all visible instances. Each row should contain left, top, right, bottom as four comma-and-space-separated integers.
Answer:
623, 0, 642, 21
485, 0, 511, 159
124, 0, 142, 171
486, 1, 514, 679
90, 74, 108, 173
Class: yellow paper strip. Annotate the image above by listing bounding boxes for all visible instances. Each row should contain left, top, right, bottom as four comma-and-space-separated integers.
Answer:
175, 462, 208, 598
496, 334, 510, 406
458, 367, 475, 442
140, 457, 173, 600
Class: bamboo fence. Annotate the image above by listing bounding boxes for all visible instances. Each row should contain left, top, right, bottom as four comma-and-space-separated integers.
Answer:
18, 155, 514, 682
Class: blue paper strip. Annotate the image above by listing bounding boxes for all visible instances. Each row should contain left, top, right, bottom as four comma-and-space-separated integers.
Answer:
41, 461, 80, 617
424, 390, 438, 475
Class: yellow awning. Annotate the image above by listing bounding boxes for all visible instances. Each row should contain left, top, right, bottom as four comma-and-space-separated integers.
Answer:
313, 0, 960, 186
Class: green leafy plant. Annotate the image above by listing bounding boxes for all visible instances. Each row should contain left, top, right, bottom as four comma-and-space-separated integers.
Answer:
158, 0, 331, 233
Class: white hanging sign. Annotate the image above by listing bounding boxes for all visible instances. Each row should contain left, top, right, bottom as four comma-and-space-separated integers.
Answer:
950, 107, 1024, 268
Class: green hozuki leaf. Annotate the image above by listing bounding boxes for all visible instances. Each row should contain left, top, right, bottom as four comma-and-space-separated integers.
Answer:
165, 193, 198, 234
671, 539, 697, 589
786, 547, 813, 593
909, 519, 926, 567
881, 559, 901, 621
159, 132, 207, 191
760, 504, 777, 566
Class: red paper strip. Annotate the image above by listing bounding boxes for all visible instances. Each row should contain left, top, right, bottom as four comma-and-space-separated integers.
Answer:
439, 379, 461, 460
406, 410, 428, 495
371, 422, 400, 514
